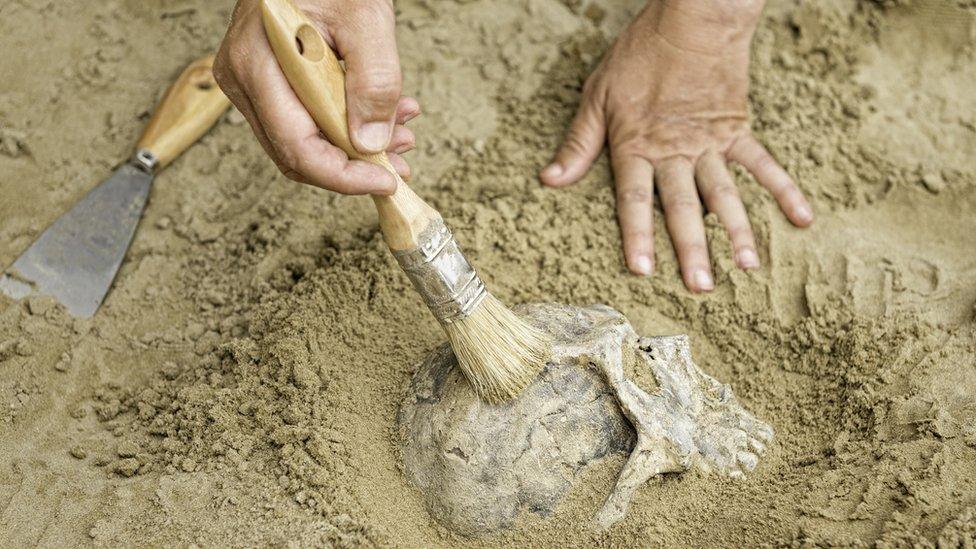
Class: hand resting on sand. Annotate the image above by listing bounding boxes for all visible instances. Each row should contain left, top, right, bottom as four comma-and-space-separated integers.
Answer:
214, 0, 419, 194
541, 0, 814, 292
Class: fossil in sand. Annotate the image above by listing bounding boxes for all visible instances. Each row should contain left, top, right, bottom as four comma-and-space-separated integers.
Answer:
397, 303, 773, 535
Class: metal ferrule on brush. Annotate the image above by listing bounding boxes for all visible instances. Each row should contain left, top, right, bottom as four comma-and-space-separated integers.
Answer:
393, 219, 487, 324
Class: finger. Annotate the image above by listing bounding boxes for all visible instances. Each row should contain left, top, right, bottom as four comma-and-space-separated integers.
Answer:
657, 157, 714, 292
396, 96, 421, 124
213, 59, 303, 181
540, 84, 606, 187
230, 92, 308, 182
387, 152, 411, 181
696, 150, 759, 270
728, 135, 813, 227
388, 125, 415, 154
244, 54, 395, 195
236, 98, 310, 183
611, 154, 656, 275
334, 5, 402, 154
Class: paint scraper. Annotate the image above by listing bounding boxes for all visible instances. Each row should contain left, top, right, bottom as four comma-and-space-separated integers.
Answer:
0, 54, 230, 317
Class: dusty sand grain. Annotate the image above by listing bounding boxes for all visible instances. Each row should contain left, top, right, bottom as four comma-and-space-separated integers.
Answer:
1, 0, 975, 546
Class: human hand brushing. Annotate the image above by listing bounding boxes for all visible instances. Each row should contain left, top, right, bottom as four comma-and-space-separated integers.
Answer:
215, 0, 418, 194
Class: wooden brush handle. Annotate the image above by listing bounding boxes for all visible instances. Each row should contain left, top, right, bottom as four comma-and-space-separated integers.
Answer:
261, 0, 440, 251
136, 55, 231, 169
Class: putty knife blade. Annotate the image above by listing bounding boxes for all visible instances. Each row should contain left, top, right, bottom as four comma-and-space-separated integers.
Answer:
0, 163, 154, 317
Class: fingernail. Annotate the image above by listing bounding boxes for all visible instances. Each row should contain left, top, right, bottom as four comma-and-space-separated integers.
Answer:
693, 269, 714, 292
541, 163, 563, 180
356, 122, 391, 153
632, 255, 654, 276
796, 204, 813, 224
737, 248, 760, 269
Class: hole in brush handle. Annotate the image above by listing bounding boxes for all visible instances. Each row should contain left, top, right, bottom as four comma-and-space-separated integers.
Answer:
295, 24, 326, 62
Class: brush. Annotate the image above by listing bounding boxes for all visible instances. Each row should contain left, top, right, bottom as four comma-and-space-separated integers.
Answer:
260, 0, 550, 403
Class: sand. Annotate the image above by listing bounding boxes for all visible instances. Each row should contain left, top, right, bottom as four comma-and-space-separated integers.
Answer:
1, 0, 975, 546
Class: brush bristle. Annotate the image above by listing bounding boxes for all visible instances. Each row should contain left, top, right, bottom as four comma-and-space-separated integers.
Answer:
443, 295, 550, 404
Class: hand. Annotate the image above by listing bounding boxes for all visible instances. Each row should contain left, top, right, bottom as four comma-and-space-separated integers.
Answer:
215, 0, 419, 194
541, 0, 813, 292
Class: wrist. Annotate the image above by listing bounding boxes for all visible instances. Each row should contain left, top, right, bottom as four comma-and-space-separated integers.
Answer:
649, 0, 764, 55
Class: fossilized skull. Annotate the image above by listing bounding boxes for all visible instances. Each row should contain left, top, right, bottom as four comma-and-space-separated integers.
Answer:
397, 303, 773, 535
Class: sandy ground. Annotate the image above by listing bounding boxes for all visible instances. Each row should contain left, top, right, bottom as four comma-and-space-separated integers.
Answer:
1, 0, 975, 546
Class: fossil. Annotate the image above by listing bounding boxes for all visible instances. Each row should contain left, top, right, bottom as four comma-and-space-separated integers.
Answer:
397, 303, 773, 535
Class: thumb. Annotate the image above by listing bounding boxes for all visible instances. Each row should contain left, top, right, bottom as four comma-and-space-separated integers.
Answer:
540, 89, 606, 187
335, 5, 402, 154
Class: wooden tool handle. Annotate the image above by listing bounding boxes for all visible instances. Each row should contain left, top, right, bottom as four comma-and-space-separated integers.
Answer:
261, 0, 440, 251
136, 55, 231, 169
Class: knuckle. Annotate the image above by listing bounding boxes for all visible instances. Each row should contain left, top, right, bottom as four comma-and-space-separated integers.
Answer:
563, 132, 591, 155
707, 183, 740, 203
274, 144, 303, 173
680, 241, 709, 258
609, 138, 643, 158
327, 179, 356, 194
753, 150, 778, 172
225, 47, 250, 78
782, 179, 802, 195
581, 75, 606, 101
308, 164, 356, 194
350, 69, 402, 106
617, 186, 653, 203
281, 168, 304, 182
213, 49, 245, 92
727, 225, 754, 244
276, 159, 300, 180
663, 194, 701, 213
622, 227, 652, 243
768, 178, 794, 197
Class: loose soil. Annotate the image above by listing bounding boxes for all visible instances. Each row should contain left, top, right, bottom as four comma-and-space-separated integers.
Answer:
1, 0, 974, 547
